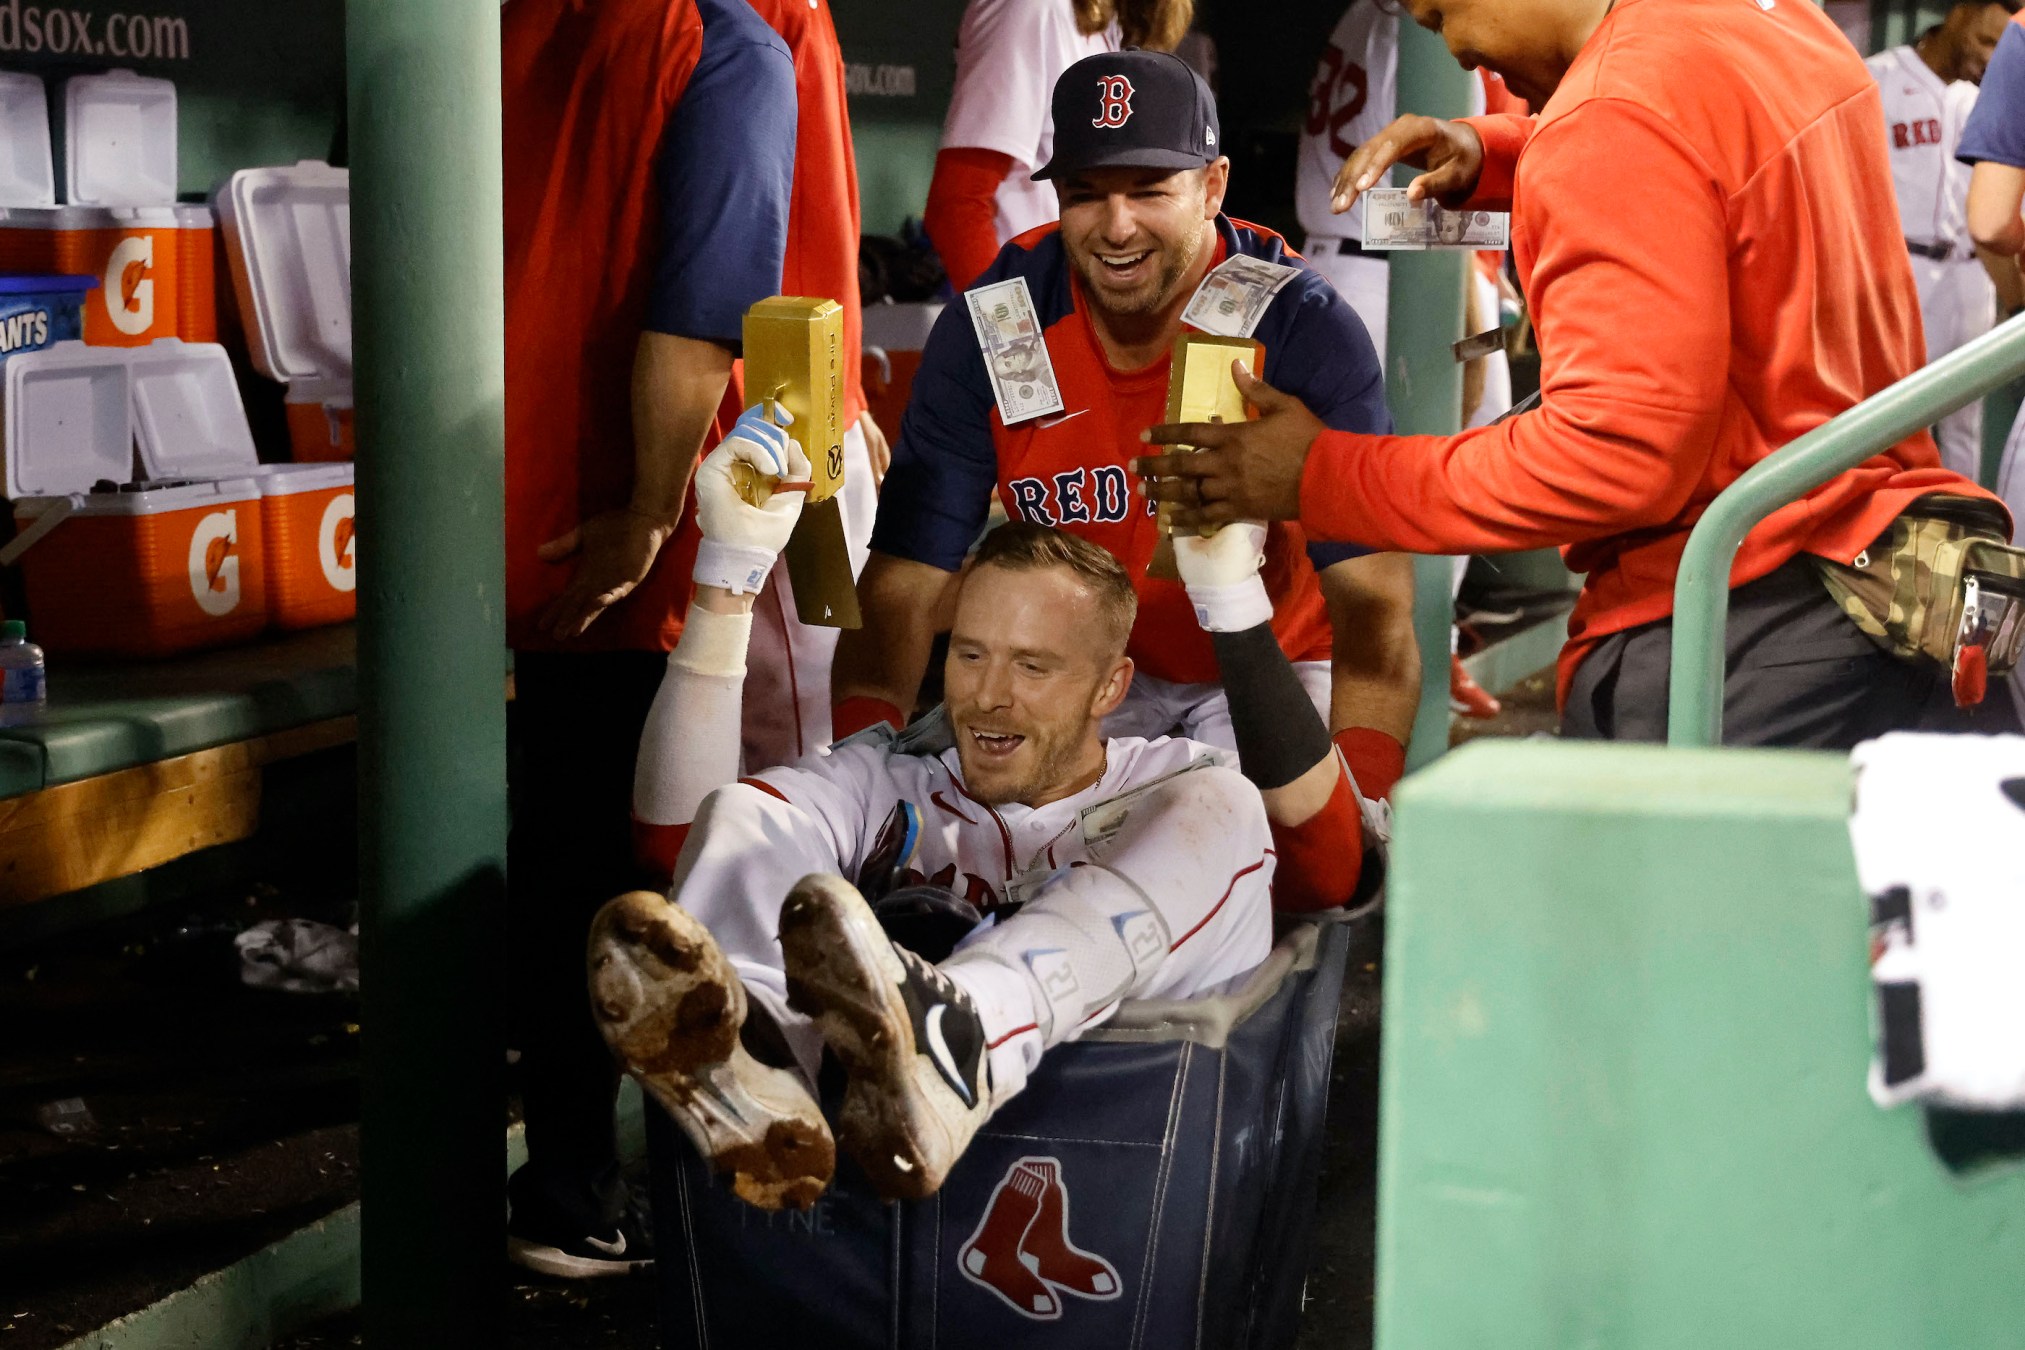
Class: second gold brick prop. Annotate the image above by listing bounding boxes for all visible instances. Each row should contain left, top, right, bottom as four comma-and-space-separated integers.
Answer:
1147, 333, 1262, 582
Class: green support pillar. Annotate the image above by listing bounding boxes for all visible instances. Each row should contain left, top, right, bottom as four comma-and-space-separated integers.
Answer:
349, 0, 508, 1340
1384, 24, 1473, 769
1981, 377, 2022, 490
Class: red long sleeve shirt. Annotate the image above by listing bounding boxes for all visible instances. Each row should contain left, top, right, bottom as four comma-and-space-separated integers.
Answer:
1298, 0, 2000, 701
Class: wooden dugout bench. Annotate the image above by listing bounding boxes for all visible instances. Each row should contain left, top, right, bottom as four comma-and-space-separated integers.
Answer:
0, 626, 361, 911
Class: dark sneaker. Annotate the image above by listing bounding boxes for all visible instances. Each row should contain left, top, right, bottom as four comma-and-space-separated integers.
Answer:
587, 891, 834, 1211
778, 873, 990, 1201
507, 1182, 653, 1280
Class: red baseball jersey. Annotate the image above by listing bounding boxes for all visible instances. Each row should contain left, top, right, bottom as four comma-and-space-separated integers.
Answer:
502, 0, 794, 653
875, 217, 1390, 686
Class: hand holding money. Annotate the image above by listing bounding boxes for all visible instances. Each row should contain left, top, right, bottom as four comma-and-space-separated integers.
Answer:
1329, 114, 1485, 214
1134, 363, 1322, 529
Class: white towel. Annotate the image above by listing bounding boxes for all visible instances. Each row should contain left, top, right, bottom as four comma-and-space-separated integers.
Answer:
1850, 732, 2025, 1111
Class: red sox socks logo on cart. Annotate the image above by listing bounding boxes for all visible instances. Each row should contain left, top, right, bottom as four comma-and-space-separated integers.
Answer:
1092, 75, 1134, 129
959, 1156, 1121, 1321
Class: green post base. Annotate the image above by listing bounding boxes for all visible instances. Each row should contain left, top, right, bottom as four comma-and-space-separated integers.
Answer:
1377, 741, 2025, 1350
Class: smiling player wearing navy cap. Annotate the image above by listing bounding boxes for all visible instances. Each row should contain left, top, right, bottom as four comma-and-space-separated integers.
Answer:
834, 49, 1410, 911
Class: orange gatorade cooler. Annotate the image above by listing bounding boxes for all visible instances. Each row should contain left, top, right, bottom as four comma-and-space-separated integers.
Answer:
0, 72, 55, 209
1, 341, 267, 657
253, 464, 355, 628
173, 205, 218, 343
216, 162, 352, 462
284, 377, 355, 462
127, 337, 354, 630
0, 206, 191, 346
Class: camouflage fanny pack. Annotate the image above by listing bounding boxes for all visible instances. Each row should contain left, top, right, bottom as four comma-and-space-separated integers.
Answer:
1812, 495, 2025, 704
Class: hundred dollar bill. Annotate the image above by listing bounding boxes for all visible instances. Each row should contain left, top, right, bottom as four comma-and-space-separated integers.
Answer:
964, 277, 1066, 424
1360, 187, 1510, 250
1180, 254, 1301, 339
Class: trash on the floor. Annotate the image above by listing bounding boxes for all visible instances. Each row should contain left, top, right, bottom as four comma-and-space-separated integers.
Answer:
35, 1097, 96, 1137
235, 918, 359, 994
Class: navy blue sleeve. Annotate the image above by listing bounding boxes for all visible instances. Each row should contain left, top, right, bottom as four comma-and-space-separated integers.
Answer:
1960, 23, 2025, 168
867, 299, 1000, 571
647, 0, 795, 344
1257, 270, 1392, 568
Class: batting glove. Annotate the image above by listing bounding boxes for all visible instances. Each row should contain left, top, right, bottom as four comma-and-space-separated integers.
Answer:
1174, 521, 1272, 632
693, 403, 812, 595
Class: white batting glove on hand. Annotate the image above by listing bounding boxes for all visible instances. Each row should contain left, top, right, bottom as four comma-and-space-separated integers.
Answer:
693, 403, 812, 595
1174, 521, 1272, 632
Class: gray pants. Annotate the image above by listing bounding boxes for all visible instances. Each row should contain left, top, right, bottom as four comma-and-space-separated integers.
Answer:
1562, 558, 1974, 749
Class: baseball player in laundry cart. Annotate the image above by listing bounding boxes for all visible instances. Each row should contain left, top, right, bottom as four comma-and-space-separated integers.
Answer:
833, 47, 1421, 826
599, 406, 1375, 1208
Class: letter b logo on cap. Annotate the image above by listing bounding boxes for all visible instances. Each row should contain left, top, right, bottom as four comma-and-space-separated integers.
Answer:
1092, 75, 1134, 129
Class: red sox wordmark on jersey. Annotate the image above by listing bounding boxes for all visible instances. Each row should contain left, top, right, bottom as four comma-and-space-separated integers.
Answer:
1893, 117, 1946, 148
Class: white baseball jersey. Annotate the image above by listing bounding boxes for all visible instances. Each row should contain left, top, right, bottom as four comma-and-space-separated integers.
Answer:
1295, 1, 1490, 243
672, 732, 1277, 1096
940, 0, 1119, 245
1296, 0, 1400, 241
1866, 45, 1980, 251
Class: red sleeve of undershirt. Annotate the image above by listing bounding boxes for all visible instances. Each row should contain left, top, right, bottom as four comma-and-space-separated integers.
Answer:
925, 146, 1016, 295
1298, 103, 1730, 557
632, 818, 692, 893
1334, 727, 1405, 802
1269, 770, 1365, 913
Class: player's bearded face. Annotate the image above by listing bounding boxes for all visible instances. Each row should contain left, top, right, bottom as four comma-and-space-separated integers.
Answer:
1058, 165, 1224, 318
944, 565, 1131, 808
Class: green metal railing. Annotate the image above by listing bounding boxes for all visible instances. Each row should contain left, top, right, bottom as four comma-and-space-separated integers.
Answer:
1666, 312, 2025, 748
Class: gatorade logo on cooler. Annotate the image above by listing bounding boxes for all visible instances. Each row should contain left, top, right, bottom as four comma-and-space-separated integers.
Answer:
318, 494, 357, 593
188, 510, 241, 616
105, 235, 155, 336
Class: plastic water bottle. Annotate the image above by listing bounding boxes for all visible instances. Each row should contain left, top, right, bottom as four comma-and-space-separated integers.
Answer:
0, 619, 47, 725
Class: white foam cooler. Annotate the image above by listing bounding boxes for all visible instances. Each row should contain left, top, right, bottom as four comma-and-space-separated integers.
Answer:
128, 338, 355, 629
59, 69, 177, 207
216, 161, 352, 462
3, 341, 267, 657
0, 73, 55, 208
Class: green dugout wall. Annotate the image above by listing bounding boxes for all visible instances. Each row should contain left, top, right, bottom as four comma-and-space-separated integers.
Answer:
1376, 741, 2025, 1350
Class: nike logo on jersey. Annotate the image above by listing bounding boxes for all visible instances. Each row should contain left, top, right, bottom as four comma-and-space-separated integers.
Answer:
584, 1231, 629, 1257
1034, 408, 1090, 430
924, 1004, 978, 1108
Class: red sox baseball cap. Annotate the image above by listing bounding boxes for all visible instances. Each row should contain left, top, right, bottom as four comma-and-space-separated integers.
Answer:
1031, 48, 1221, 181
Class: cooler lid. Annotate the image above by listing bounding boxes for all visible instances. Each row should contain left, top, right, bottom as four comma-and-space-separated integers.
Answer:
0, 73, 55, 209
2, 340, 134, 499
63, 70, 177, 207
255, 461, 353, 495
216, 161, 350, 384
129, 338, 260, 480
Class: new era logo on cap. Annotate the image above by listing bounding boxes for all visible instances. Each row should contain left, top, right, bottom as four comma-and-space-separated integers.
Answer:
1035, 49, 1220, 180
